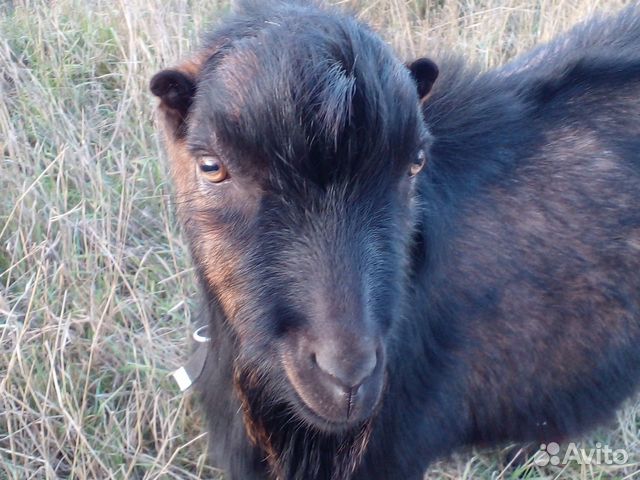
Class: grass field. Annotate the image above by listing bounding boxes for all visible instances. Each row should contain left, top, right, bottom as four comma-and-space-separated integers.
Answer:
1, 0, 638, 478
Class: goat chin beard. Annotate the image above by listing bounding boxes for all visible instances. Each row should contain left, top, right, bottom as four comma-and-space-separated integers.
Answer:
234, 366, 374, 480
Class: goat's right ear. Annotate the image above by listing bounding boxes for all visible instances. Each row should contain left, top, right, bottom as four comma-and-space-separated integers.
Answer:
150, 69, 196, 139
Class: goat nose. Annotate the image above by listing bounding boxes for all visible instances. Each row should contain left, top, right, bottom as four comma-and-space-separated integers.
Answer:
312, 340, 378, 390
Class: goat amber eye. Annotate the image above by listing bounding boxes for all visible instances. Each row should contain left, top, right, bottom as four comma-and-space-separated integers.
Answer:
198, 156, 229, 183
410, 150, 426, 177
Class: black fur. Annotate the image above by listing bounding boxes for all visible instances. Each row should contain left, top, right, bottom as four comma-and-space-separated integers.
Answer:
407, 57, 439, 99
149, 69, 196, 137
151, 2, 640, 479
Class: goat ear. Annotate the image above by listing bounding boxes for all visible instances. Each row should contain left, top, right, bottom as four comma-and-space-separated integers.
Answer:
150, 69, 196, 139
407, 57, 439, 100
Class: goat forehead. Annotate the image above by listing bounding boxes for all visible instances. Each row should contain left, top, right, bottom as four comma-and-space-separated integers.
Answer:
189, 24, 422, 182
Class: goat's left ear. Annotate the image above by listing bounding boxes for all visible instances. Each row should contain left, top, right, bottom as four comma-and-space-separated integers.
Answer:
150, 69, 197, 139
407, 58, 439, 100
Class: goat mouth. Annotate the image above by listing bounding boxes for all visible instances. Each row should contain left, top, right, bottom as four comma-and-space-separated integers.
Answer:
283, 361, 386, 433
235, 366, 376, 479
287, 385, 372, 433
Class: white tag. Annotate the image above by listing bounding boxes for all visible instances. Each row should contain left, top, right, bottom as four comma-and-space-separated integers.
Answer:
172, 366, 193, 392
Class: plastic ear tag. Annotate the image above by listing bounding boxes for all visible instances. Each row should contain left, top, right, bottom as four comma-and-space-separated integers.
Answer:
171, 325, 211, 392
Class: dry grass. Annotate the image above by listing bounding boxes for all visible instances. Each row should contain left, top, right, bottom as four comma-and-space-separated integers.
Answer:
0, 0, 638, 478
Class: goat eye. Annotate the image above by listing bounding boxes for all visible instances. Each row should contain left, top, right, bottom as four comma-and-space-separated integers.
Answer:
409, 149, 426, 177
198, 156, 229, 183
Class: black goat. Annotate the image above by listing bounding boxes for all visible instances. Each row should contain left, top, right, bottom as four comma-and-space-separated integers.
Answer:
150, 1, 640, 478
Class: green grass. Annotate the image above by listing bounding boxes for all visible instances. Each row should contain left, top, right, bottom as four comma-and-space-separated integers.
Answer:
1, 0, 638, 479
